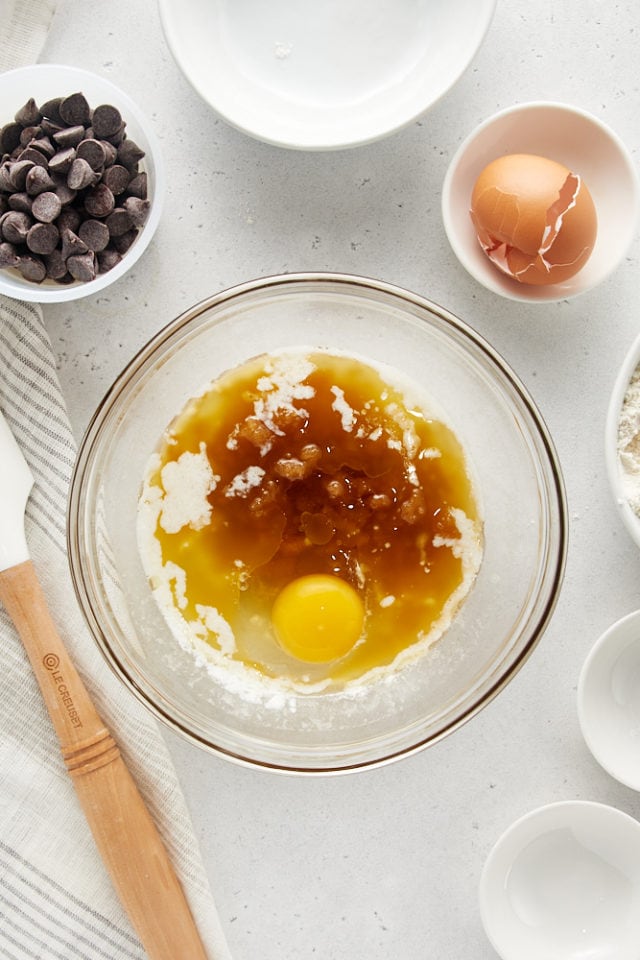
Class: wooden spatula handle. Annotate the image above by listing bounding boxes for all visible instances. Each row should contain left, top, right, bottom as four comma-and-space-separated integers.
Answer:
0, 560, 209, 960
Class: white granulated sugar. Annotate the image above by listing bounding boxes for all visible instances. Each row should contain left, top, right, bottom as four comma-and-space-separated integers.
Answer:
368, 426, 383, 442
254, 354, 316, 435
419, 447, 442, 460
225, 465, 266, 497
330, 385, 356, 431
158, 442, 219, 534
194, 604, 236, 655
380, 595, 395, 608
618, 365, 640, 517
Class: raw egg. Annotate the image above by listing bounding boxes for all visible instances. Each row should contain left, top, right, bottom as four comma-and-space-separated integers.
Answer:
470, 153, 597, 286
272, 574, 365, 664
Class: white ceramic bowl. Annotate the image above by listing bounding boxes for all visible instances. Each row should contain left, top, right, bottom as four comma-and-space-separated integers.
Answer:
0, 64, 165, 303
442, 101, 639, 303
158, 0, 496, 150
578, 610, 640, 791
606, 331, 640, 548
480, 801, 640, 960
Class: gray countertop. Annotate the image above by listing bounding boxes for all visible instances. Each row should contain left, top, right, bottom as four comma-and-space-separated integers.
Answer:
40, 2, 640, 958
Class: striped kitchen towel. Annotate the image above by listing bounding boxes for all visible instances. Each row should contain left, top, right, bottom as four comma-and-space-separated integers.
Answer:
0, 296, 233, 959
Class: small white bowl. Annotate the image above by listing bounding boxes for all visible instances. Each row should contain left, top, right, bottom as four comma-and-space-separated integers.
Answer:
480, 801, 640, 960
158, 0, 496, 150
0, 64, 165, 303
578, 610, 640, 791
606, 331, 640, 548
442, 101, 639, 303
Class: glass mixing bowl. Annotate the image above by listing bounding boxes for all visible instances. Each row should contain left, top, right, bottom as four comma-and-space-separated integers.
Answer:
68, 273, 567, 773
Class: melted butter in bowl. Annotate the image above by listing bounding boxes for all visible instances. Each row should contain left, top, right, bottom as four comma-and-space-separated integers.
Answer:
137, 348, 483, 697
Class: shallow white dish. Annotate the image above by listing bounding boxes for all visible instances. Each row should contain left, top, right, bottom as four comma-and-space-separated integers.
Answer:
442, 101, 639, 303
480, 801, 640, 960
158, 0, 496, 150
0, 64, 164, 303
578, 610, 640, 791
606, 331, 640, 548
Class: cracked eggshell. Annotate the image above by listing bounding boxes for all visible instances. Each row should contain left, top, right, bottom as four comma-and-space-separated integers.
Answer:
470, 153, 597, 286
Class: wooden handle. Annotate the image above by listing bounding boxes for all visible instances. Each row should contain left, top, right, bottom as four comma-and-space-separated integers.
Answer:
0, 560, 209, 960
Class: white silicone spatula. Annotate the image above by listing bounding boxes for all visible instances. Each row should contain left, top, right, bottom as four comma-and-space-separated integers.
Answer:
0, 410, 209, 960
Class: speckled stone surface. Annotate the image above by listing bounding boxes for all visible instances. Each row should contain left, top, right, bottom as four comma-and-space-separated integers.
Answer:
39, 2, 640, 958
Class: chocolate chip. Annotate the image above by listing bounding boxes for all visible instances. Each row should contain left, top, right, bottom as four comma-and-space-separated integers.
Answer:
76, 138, 106, 171
101, 164, 130, 196
0, 241, 20, 268
122, 196, 150, 227
28, 136, 56, 160
101, 139, 117, 167
27, 221, 59, 254
67, 157, 96, 190
91, 104, 122, 139
31, 191, 62, 223
126, 171, 147, 199
8, 192, 33, 213
105, 208, 132, 237
2, 210, 32, 243
49, 146, 76, 175
59, 92, 91, 127
39, 97, 63, 123
40, 118, 64, 138
51, 175, 77, 207
113, 228, 137, 253
116, 139, 145, 170
0, 122, 22, 154
44, 247, 67, 279
97, 247, 121, 273
19, 125, 42, 147
25, 166, 56, 196
67, 251, 96, 282
78, 218, 110, 252
60, 227, 88, 260
9, 159, 35, 191
18, 146, 49, 169
0, 163, 13, 192
17, 253, 46, 282
84, 182, 115, 218
53, 124, 86, 149
15, 98, 42, 127
56, 206, 81, 234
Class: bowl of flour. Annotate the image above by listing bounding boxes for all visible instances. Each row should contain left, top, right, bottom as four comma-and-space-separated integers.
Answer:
607, 331, 640, 548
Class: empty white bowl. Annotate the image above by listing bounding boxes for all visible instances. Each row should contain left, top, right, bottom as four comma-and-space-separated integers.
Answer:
606, 331, 640, 549
480, 801, 640, 960
578, 610, 640, 791
0, 64, 165, 303
442, 101, 639, 302
158, 0, 496, 150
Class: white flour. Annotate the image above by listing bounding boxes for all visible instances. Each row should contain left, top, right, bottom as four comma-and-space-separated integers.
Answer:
618, 364, 640, 517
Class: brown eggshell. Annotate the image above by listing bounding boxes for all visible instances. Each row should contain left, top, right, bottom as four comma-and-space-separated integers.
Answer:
470, 153, 598, 286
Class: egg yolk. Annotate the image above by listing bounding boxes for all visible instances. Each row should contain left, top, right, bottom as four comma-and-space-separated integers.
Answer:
272, 574, 365, 663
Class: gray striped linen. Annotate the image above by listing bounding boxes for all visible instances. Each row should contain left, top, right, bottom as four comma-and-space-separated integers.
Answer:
0, 297, 231, 960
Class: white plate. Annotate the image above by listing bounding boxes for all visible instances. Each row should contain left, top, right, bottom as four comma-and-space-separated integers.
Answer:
578, 610, 640, 791
158, 0, 496, 150
442, 101, 640, 302
480, 801, 640, 960
606, 331, 640, 548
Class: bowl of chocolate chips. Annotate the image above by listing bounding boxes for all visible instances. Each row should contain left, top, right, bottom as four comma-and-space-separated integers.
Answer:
0, 64, 164, 302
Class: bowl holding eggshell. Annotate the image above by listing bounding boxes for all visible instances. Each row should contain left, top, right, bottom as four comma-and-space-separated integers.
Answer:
442, 101, 639, 302
68, 273, 567, 773
0, 63, 164, 303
